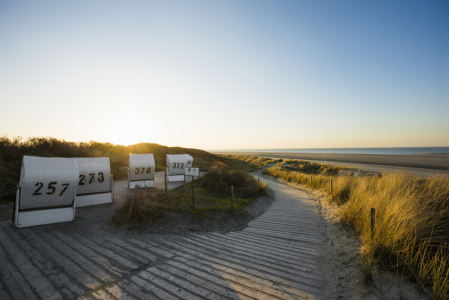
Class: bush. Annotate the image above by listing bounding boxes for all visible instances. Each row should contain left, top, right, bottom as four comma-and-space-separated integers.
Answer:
198, 161, 267, 198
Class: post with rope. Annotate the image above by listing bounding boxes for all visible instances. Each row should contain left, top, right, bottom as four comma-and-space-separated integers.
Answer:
310, 175, 312, 185
371, 208, 375, 239
230, 186, 234, 210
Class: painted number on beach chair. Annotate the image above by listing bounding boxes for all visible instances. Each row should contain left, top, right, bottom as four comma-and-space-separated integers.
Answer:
172, 163, 184, 169
33, 182, 70, 196
134, 167, 151, 174
78, 172, 105, 185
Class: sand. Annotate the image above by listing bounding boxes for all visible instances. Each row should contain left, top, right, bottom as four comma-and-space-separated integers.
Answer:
213, 151, 449, 170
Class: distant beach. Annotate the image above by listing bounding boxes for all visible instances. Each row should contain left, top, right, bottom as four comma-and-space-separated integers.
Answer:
212, 151, 449, 171
210, 147, 449, 155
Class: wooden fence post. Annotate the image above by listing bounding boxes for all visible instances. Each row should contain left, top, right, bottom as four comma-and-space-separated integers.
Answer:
330, 180, 333, 195
129, 185, 139, 217
192, 179, 195, 207
231, 186, 234, 210
165, 179, 168, 201
371, 208, 375, 239
110, 175, 114, 202
310, 176, 312, 185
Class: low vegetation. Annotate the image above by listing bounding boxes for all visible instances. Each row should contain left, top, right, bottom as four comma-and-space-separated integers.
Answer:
0, 135, 219, 201
264, 162, 449, 299
218, 154, 279, 172
111, 161, 268, 230
280, 159, 353, 175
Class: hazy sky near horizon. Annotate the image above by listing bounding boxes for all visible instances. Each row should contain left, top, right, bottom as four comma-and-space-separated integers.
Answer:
1, 0, 448, 150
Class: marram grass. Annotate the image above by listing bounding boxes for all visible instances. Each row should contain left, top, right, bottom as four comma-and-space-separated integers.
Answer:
264, 163, 449, 299
218, 154, 278, 172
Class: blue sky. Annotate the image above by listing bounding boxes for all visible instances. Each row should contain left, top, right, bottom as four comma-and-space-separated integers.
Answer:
1, 0, 448, 149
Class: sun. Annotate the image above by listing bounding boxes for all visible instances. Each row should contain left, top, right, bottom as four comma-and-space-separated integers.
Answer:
107, 117, 149, 146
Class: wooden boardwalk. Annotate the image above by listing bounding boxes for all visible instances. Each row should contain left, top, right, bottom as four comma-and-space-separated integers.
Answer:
0, 172, 324, 299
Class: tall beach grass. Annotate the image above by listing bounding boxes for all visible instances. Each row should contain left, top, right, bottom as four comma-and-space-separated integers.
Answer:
218, 154, 279, 172
264, 163, 449, 299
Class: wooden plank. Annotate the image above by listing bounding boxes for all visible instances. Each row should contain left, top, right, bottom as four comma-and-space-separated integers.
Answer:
0, 229, 63, 300
173, 255, 316, 299
0, 244, 34, 300
68, 231, 139, 269
35, 228, 116, 284
103, 236, 158, 261
74, 231, 149, 266
211, 233, 319, 261
146, 238, 305, 292
137, 271, 203, 300
49, 229, 123, 277
166, 258, 313, 300
194, 235, 320, 271
156, 262, 254, 300
119, 279, 164, 300
91, 289, 117, 300
17, 228, 102, 290
178, 236, 321, 280
128, 239, 174, 258
191, 235, 320, 271
159, 239, 322, 293
228, 232, 318, 254
145, 266, 230, 300
103, 284, 138, 300
241, 228, 320, 244
0, 290, 11, 300
5, 228, 84, 297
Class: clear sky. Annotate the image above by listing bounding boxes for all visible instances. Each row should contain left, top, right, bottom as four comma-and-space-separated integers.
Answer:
1, 0, 448, 150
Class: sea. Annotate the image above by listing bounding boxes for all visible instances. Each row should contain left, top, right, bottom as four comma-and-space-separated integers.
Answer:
212, 147, 449, 155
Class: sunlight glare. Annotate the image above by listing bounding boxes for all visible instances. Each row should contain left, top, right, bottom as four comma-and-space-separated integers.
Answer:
107, 117, 150, 146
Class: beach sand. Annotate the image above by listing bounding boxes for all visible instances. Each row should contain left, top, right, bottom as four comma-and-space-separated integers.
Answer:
213, 152, 449, 171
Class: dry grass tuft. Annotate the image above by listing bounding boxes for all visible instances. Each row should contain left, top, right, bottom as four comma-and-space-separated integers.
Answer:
282, 159, 351, 175
218, 155, 278, 172
264, 164, 449, 299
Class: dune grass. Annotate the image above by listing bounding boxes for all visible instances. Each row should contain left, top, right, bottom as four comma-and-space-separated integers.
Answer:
281, 159, 353, 175
111, 161, 268, 230
0, 135, 219, 201
218, 154, 279, 172
264, 163, 449, 298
